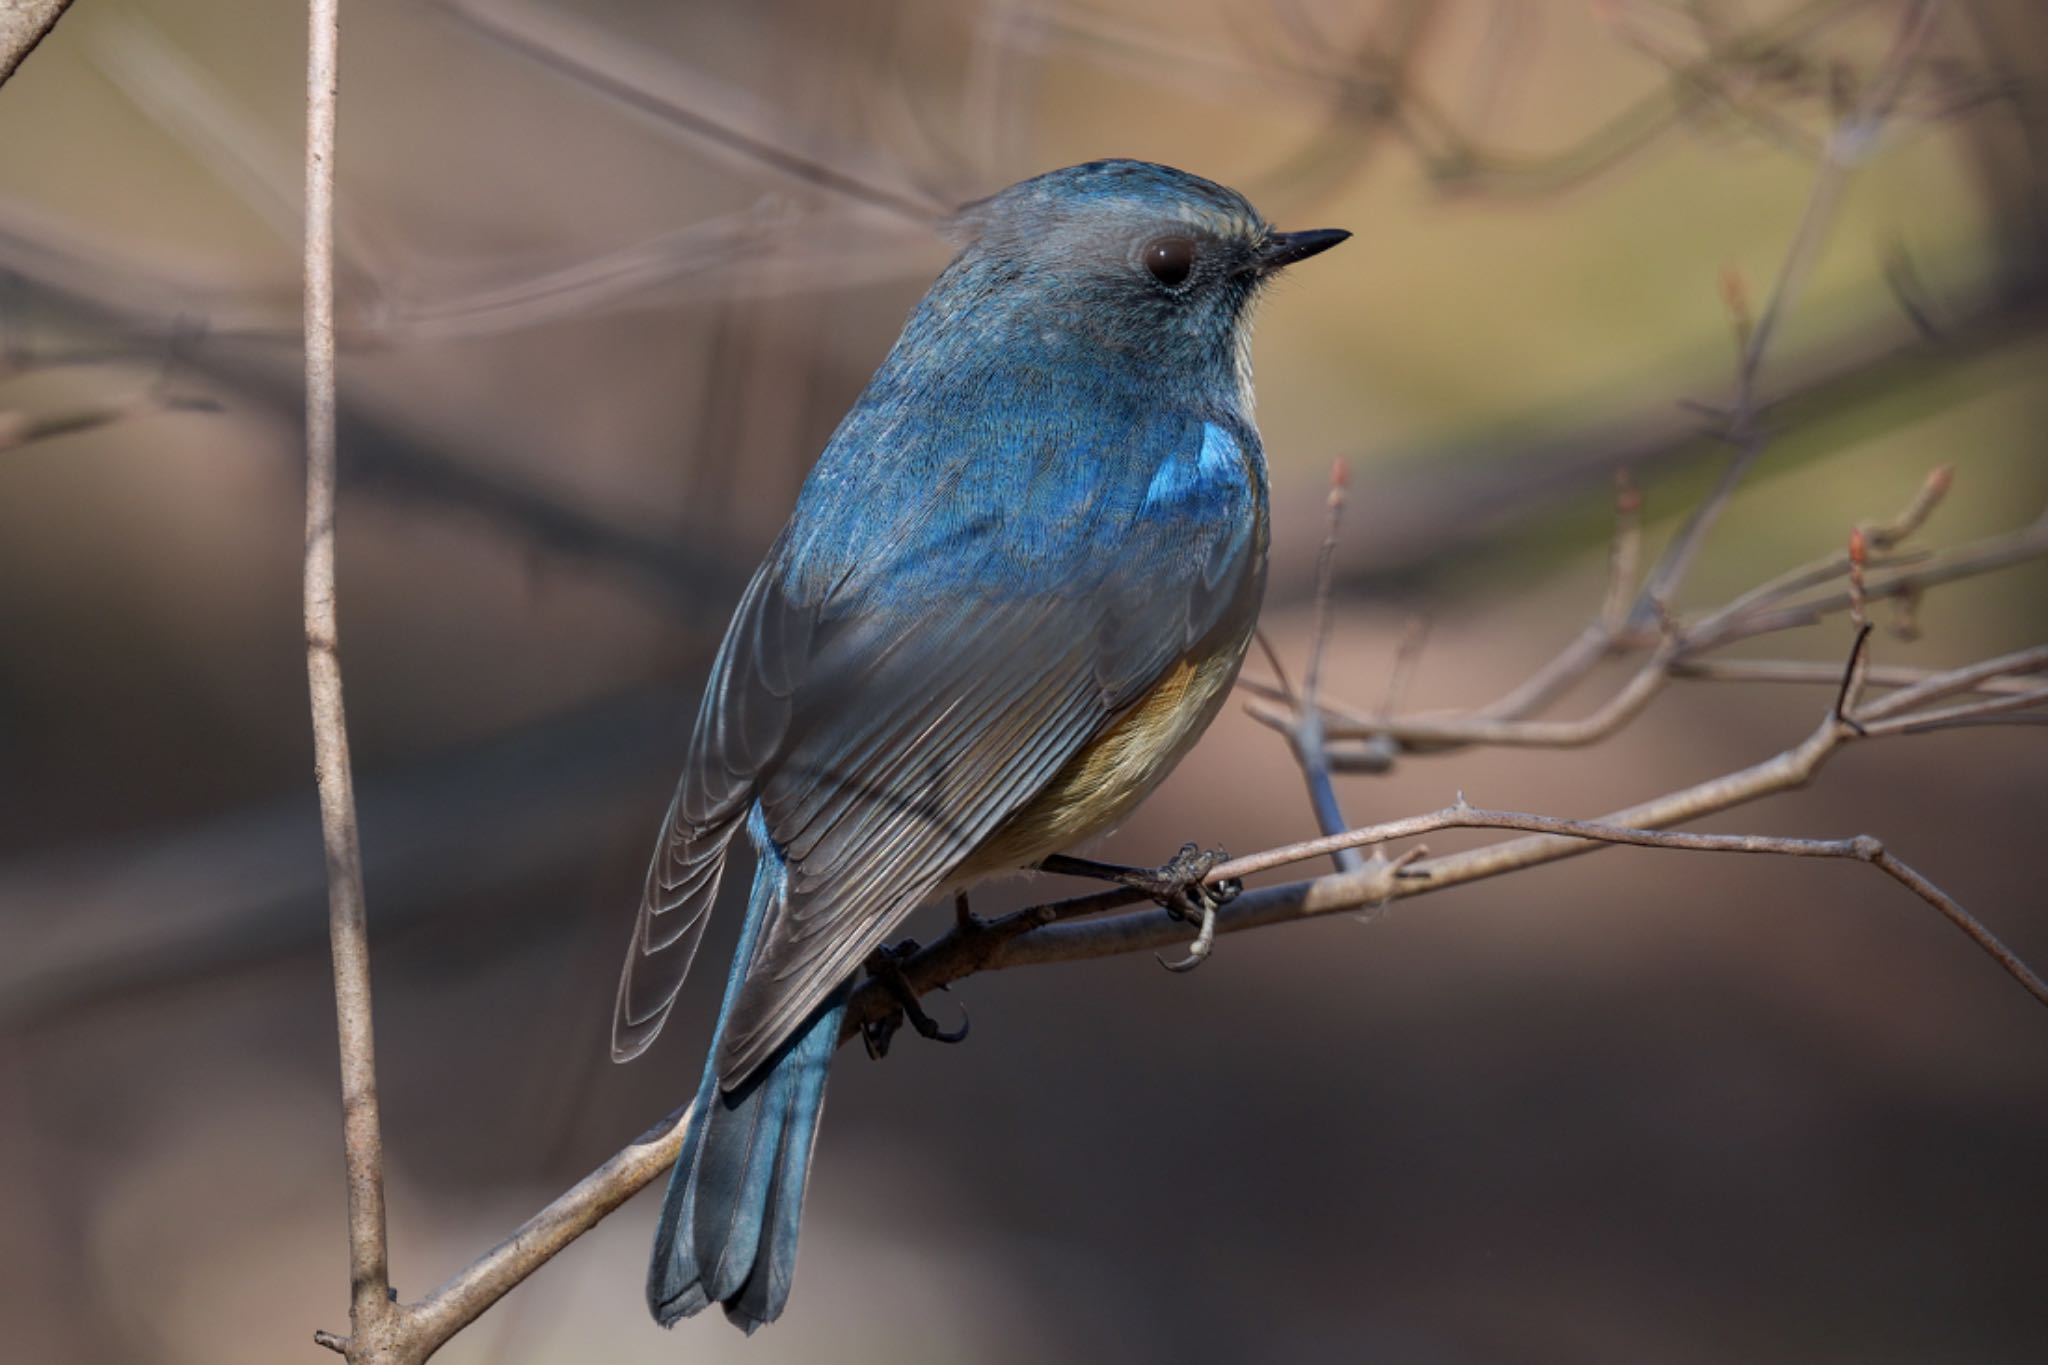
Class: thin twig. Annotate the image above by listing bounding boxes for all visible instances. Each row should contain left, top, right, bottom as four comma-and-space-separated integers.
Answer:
1671, 656, 2045, 697
1421, 13, 1946, 742
0, 389, 221, 452
1377, 614, 1431, 720
303, 2, 396, 1359
0, 0, 73, 89
1263, 637, 1683, 749
1252, 496, 2045, 754
439, 0, 945, 225
1468, 621, 1616, 723
1633, 1, 1943, 626
1856, 644, 2048, 720
1687, 463, 1953, 642
1690, 513, 2048, 652
1857, 684, 2048, 736
1037, 0, 1860, 197
1301, 461, 1346, 707
1252, 629, 1296, 703
1600, 467, 1644, 629
1289, 461, 1365, 871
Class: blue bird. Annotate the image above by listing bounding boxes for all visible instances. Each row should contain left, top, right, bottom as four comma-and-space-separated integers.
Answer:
614, 159, 1348, 1332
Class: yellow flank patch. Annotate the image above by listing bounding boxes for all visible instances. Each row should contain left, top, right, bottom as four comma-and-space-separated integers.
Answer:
1064, 658, 1200, 798
966, 644, 1242, 876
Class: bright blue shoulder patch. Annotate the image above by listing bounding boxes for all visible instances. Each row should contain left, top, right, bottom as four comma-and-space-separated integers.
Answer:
1145, 422, 1242, 508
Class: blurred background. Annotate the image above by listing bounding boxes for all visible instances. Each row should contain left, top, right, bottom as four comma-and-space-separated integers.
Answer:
2, 1, 2045, 1362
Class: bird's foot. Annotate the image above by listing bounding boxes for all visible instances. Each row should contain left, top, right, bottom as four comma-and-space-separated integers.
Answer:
860, 938, 969, 1061
1143, 844, 1238, 973
1041, 843, 1240, 918
1148, 843, 1242, 921
1039, 843, 1240, 973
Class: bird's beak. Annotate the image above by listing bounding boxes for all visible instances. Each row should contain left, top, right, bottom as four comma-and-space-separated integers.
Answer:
1256, 228, 1351, 273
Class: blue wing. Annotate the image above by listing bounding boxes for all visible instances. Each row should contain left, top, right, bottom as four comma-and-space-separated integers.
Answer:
615, 390, 1263, 1081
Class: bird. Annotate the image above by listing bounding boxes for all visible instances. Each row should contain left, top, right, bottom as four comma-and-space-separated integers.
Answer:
613, 159, 1348, 1333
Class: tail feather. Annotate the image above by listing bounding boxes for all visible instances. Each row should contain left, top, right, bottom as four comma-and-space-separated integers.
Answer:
727, 985, 839, 1329
648, 811, 847, 1333
647, 1056, 718, 1322
691, 1059, 792, 1307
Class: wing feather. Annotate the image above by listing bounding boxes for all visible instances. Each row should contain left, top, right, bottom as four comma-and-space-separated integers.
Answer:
616, 404, 1265, 1081
612, 563, 813, 1061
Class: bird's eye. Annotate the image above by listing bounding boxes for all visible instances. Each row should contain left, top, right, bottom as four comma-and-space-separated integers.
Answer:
1142, 235, 1196, 287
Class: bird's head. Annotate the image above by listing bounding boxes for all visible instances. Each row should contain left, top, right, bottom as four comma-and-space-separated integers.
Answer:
934, 159, 1349, 397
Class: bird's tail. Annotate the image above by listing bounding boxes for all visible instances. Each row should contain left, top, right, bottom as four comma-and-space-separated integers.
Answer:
647, 826, 848, 1333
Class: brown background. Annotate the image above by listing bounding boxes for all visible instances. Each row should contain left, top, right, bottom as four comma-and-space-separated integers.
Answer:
1, 3, 2045, 1362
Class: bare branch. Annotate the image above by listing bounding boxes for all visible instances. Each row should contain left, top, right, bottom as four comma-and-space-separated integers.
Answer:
1857, 644, 2048, 720
1735, 0, 1943, 405
1287, 461, 1365, 869
438, 0, 946, 226
1628, 1, 1944, 628
1251, 476, 2043, 758
1258, 637, 1682, 750
887, 719, 2044, 1016
1687, 462, 1954, 641
1032, 0, 1865, 198
87, 11, 394, 292
1856, 684, 2048, 736
1377, 15, 1947, 747
301, 2, 397, 1360
1599, 468, 1644, 630
1465, 620, 1616, 724
398, 1103, 696, 1357
1671, 657, 2045, 697
1690, 512, 2048, 650
0, 388, 220, 452
0, 0, 73, 90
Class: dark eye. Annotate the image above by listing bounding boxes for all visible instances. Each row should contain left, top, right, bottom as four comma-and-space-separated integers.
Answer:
1142, 235, 1196, 287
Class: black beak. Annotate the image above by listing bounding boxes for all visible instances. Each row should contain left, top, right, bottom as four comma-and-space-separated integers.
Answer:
1257, 227, 1351, 273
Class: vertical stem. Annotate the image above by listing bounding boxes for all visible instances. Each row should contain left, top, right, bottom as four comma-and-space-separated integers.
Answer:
304, 0, 391, 1340
1297, 462, 1364, 872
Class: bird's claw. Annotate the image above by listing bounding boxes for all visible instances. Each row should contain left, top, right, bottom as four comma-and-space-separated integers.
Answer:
861, 939, 969, 1061
1135, 842, 1239, 922
1142, 844, 1235, 973
1036, 843, 1237, 972
1155, 894, 1219, 973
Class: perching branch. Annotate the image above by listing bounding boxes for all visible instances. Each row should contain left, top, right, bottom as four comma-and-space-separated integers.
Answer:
853, 660, 2048, 1027
315, 639, 2046, 1362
